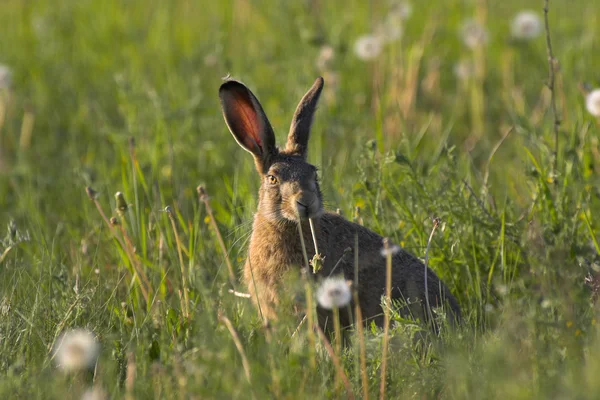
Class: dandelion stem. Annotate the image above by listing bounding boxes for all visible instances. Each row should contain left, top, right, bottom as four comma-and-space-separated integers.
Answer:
308, 218, 319, 256
379, 237, 393, 400
543, 0, 561, 176
297, 221, 317, 367
424, 218, 441, 326
354, 291, 369, 400
297, 221, 311, 272
332, 305, 342, 373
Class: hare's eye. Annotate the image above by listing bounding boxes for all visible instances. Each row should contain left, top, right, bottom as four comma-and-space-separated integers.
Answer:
267, 175, 278, 185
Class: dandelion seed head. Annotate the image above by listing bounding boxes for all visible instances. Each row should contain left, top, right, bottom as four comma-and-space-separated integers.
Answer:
460, 19, 488, 49
389, 1, 412, 21
541, 299, 552, 309
354, 35, 383, 61
81, 386, 108, 400
511, 11, 542, 40
585, 89, 600, 117
0, 64, 13, 89
380, 244, 401, 257
316, 45, 335, 71
53, 329, 100, 372
453, 60, 474, 81
317, 276, 352, 309
376, 21, 403, 44
204, 53, 218, 67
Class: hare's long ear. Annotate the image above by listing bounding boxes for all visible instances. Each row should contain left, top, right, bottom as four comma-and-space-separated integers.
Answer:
285, 77, 324, 159
219, 80, 277, 173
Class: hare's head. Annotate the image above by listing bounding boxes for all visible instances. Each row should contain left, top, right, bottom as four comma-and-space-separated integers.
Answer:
219, 77, 324, 223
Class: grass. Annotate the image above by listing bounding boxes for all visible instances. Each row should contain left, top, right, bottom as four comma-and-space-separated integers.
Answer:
1, 0, 600, 398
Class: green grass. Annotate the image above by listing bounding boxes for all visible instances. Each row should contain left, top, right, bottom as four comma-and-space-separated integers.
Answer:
1, 0, 600, 398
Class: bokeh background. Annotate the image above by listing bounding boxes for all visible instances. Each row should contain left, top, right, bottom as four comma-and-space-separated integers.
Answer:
1, 0, 600, 398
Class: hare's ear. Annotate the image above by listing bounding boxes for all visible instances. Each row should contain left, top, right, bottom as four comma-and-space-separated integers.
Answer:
219, 80, 277, 173
285, 77, 324, 159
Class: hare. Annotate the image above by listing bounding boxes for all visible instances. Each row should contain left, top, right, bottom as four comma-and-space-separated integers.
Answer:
218, 76, 460, 329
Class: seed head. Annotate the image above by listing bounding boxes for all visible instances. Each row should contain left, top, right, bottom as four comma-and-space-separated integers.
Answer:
85, 186, 98, 200
453, 60, 474, 81
460, 19, 488, 49
197, 185, 209, 201
316, 45, 335, 71
376, 20, 403, 44
388, 1, 412, 21
380, 243, 401, 257
511, 11, 542, 40
585, 89, 600, 117
115, 192, 128, 213
353, 34, 383, 61
52, 329, 100, 372
317, 276, 352, 310
0, 64, 12, 90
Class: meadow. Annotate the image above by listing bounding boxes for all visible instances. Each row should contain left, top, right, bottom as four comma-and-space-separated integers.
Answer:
1, 0, 600, 398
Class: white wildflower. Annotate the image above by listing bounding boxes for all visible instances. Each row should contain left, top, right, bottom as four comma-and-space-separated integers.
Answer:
511, 11, 543, 40
585, 89, 600, 117
53, 329, 100, 372
380, 243, 401, 257
354, 35, 383, 61
453, 60, 474, 81
460, 19, 488, 49
317, 276, 352, 309
316, 45, 335, 71
0, 65, 12, 89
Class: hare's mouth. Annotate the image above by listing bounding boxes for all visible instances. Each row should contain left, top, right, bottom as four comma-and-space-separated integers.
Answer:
295, 200, 321, 220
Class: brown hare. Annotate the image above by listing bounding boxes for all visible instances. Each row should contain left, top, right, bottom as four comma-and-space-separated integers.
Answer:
218, 76, 460, 329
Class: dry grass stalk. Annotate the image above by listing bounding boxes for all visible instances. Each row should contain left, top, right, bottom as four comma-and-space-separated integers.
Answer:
166, 206, 190, 319
197, 186, 236, 286
315, 324, 355, 400
219, 311, 252, 383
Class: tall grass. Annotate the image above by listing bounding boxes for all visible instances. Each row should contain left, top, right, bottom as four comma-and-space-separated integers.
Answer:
1, 0, 600, 398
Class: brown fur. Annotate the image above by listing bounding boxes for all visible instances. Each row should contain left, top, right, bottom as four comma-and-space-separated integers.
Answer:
219, 77, 461, 329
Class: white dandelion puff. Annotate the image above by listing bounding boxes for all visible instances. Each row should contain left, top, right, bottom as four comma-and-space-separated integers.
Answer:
53, 329, 100, 372
316, 45, 335, 71
203, 53, 218, 67
0, 64, 12, 89
585, 89, 600, 117
317, 276, 352, 310
453, 60, 474, 81
376, 20, 403, 44
460, 19, 488, 49
388, 1, 412, 21
81, 386, 108, 400
511, 11, 542, 40
380, 244, 401, 257
354, 34, 383, 61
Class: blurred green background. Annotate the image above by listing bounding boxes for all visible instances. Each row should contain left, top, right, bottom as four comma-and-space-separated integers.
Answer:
1, 0, 600, 398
